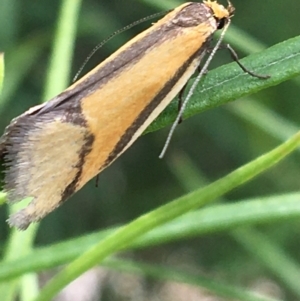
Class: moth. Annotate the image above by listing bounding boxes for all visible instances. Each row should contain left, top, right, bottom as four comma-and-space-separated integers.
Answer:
0, 1, 240, 229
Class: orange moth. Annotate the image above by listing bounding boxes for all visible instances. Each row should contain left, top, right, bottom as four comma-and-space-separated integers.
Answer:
0, 1, 240, 229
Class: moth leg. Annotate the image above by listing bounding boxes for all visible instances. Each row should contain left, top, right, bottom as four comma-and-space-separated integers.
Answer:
176, 61, 210, 125
216, 43, 270, 79
177, 84, 187, 125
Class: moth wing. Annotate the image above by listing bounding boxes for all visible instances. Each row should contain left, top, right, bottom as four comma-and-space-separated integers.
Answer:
1, 102, 93, 230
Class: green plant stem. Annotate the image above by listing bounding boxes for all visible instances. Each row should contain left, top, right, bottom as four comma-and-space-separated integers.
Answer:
43, 0, 82, 100
34, 131, 300, 301
0, 192, 6, 206
169, 152, 300, 297
1, 192, 300, 281
0, 1, 82, 301
0, 215, 38, 301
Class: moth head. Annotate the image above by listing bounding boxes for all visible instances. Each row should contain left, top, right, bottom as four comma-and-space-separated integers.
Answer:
204, 0, 235, 29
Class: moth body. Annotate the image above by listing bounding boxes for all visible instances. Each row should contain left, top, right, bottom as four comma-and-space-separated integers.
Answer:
0, 1, 233, 229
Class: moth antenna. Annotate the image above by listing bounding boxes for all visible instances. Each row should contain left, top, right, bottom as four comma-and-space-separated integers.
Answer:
159, 20, 231, 159
73, 10, 170, 82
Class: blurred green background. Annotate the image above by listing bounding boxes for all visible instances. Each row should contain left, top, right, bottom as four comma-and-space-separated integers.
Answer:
0, 0, 299, 300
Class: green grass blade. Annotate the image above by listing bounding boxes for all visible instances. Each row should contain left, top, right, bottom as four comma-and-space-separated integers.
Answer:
0, 192, 6, 206
43, 0, 82, 100
34, 131, 300, 301
1, 192, 300, 282
169, 153, 300, 298
223, 25, 266, 53
148, 35, 300, 133
0, 33, 49, 111
0, 0, 83, 300
0, 213, 38, 301
0, 0, 19, 47
228, 100, 299, 142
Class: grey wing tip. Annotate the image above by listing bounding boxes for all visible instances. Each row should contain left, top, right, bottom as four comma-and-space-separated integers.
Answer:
7, 209, 33, 230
